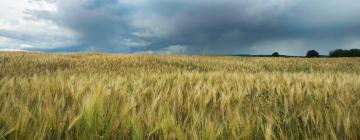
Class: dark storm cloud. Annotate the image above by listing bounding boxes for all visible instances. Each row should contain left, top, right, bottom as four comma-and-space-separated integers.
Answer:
27, 0, 360, 55
25, 0, 136, 52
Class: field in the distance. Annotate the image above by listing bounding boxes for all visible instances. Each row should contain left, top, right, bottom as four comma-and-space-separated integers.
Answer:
0, 52, 360, 139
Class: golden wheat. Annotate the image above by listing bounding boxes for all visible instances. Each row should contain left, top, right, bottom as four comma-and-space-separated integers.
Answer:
0, 52, 360, 139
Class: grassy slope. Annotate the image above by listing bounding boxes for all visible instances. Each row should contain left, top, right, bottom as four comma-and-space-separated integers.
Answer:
0, 52, 360, 139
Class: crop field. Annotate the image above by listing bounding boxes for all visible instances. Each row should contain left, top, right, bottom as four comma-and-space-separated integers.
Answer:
0, 52, 360, 139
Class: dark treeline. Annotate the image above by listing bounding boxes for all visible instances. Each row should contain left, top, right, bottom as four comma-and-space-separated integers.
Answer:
269, 49, 360, 58
329, 49, 360, 57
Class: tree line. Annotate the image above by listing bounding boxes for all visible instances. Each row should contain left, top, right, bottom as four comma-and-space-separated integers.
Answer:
329, 49, 360, 57
272, 48, 360, 57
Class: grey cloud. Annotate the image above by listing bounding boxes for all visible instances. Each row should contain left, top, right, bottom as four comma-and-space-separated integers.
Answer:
25, 0, 360, 55
25, 0, 135, 52
0, 29, 77, 50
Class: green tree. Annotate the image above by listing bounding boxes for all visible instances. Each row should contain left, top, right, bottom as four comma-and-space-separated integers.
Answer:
306, 50, 320, 58
272, 52, 280, 57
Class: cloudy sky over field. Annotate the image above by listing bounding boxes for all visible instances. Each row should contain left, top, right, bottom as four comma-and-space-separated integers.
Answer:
1, 0, 360, 55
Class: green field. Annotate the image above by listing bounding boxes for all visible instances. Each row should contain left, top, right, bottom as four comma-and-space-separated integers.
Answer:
1, 52, 360, 139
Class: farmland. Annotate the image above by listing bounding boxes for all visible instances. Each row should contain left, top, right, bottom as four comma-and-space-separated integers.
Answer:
0, 52, 360, 139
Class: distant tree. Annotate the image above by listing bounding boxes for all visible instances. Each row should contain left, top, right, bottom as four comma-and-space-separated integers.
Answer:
272, 52, 280, 57
330, 49, 346, 57
330, 49, 360, 57
306, 50, 320, 58
350, 49, 360, 57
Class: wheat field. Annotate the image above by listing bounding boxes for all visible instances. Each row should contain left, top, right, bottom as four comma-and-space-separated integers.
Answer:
0, 52, 360, 140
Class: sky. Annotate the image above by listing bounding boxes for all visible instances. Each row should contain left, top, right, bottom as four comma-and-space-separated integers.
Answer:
1, 0, 360, 55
